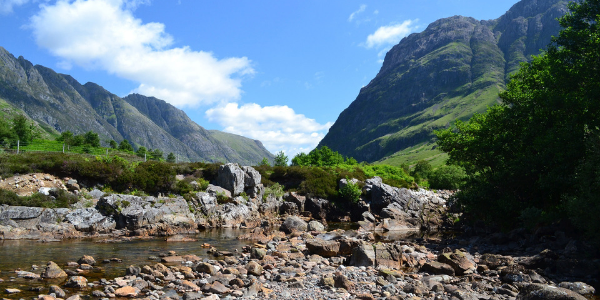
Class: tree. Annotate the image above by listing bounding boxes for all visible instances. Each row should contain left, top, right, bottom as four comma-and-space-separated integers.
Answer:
411, 160, 433, 180
274, 151, 288, 167
71, 135, 85, 146
12, 115, 34, 143
167, 152, 176, 163
136, 146, 148, 158
258, 157, 270, 166
149, 149, 163, 161
57, 131, 74, 146
435, 0, 600, 227
109, 140, 118, 149
0, 118, 15, 147
118, 139, 134, 152
84, 131, 101, 147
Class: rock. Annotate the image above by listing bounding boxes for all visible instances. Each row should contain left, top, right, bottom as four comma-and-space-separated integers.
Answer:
246, 261, 263, 276
203, 281, 230, 294
64, 276, 88, 288
307, 220, 325, 231
321, 275, 335, 287
126, 265, 141, 276
77, 255, 96, 265
215, 163, 246, 196
558, 282, 596, 297
41, 261, 67, 278
517, 283, 587, 300
479, 253, 514, 270
350, 243, 376, 266
180, 280, 201, 292
305, 196, 330, 220
49, 285, 66, 298
161, 256, 183, 263
242, 166, 261, 188
115, 286, 140, 297
195, 191, 218, 215
284, 192, 306, 212
334, 273, 354, 291
306, 238, 340, 257
438, 249, 476, 275
5, 288, 21, 294
279, 202, 299, 215
421, 261, 455, 276
66, 295, 81, 300
195, 262, 216, 275
362, 211, 376, 223
183, 292, 204, 300
279, 216, 308, 234
251, 247, 267, 260
88, 188, 104, 199
65, 208, 116, 233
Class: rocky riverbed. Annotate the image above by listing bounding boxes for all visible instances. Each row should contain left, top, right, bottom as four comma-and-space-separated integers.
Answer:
0, 163, 598, 299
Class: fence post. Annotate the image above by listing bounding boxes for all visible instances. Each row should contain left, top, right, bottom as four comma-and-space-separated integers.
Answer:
106, 148, 108, 156
145, 153, 147, 162
63, 144, 65, 153
17, 140, 19, 154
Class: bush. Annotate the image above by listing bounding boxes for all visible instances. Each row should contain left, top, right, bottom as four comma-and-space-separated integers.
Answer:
263, 182, 285, 200
428, 165, 467, 190
338, 179, 362, 203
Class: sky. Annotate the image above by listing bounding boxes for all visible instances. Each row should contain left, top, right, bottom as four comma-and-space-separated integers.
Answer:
0, 0, 520, 158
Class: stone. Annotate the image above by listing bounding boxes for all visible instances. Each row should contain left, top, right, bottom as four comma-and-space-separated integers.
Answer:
251, 247, 267, 260
246, 261, 263, 276
279, 216, 308, 234
203, 281, 230, 294
334, 273, 354, 291
5, 288, 20, 294
64, 276, 88, 288
66, 295, 81, 300
125, 265, 141, 276
350, 243, 376, 266
306, 238, 340, 257
479, 253, 514, 270
307, 220, 325, 231
516, 283, 587, 300
437, 249, 476, 275
195, 262, 216, 275
180, 280, 201, 292
421, 261, 455, 276
284, 192, 306, 211
305, 197, 330, 220
114, 286, 140, 297
321, 275, 335, 287
215, 163, 246, 196
49, 285, 66, 298
558, 282, 596, 297
161, 256, 183, 263
77, 255, 96, 265
279, 202, 299, 215
41, 261, 68, 278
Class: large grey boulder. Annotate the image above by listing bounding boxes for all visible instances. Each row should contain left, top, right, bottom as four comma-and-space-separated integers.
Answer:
516, 284, 587, 300
279, 216, 308, 234
97, 195, 194, 230
242, 166, 261, 188
350, 243, 376, 267
194, 192, 218, 215
305, 196, 331, 220
65, 208, 116, 233
284, 192, 306, 212
215, 164, 246, 196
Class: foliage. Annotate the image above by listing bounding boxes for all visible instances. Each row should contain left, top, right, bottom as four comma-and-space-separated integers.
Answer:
263, 182, 285, 200
12, 114, 35, 143
136, 146, 148, 158
274, 151, 288, 167
435, 0, 600, 228
338, 178, 362, 203
0, 188, 79, 208
167, 152, 176, 163
291, 146, 350, 167
118, 139, 134, 152
258, 157, 270, 167
411, 160, 433, 180
109, 140, 118, 149
149, 148, 163, 161
83, 131, 101, 148
56, 131, 74, 145
428, 165, 466, 190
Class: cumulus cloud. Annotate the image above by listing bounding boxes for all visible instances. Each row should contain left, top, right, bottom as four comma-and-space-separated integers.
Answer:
29, 0, 253, 107
0, 0, 29, 14
365, 20, 417, 49
348, 4, 366, 22
206, 103, 332, 156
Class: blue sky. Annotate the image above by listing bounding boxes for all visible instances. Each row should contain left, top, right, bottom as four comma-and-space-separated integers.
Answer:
0, 0, 519, 157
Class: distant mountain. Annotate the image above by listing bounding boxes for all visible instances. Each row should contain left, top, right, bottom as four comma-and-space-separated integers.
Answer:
0, 47, 274, 165
318, 0, 568, 164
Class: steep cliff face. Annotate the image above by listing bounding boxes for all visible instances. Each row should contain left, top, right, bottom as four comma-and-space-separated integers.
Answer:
318, 0, 568, 163
0, 47, 273, 165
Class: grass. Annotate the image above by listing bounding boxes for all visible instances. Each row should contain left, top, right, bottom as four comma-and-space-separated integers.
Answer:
376, 143, 448, 168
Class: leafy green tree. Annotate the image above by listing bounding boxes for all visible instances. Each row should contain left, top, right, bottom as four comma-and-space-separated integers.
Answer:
136, 146, 148, 158
118, 139, 134, 152
259, 157, 270, 166
57, 131, 74, 146
12, 115, 34, 143
71, 135, 85, 146
0, 118, 16, 146
411, 160, 432, 180
167, 152, 176, 163
291, 152, 310, 166
149, 149, 163, 161
435, 0, 600, 227
428, 165, 467, 190
274, 151, 288, 167
109, 140, 118, 149
84, 131, 101, 147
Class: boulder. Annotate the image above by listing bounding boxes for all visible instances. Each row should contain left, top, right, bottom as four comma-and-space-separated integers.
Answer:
516, 284, 587, 300
195, 192, 217, 215
246, 261, 263, 276
421, 261, 455, 276
64, 276, 88, 288
279, 216, 308, 234
242, 166, 261, 188
65, 208, 116, 233
215, 163, 246, 196
479, 253, 514, 270
284, 192, 306, 212
305, 197, 330, 220
438, 250, 476, 276
41, 261, 67, 279
306, 238, 340, 257
279, 201, 299, 215
77, 255, 96, 265
195, 262, 216, 275
350, 243, 376, 267
205, 184, 232, 199
558, 282, 596, 297
308, 220, 325, 231
115, 286, 140, 297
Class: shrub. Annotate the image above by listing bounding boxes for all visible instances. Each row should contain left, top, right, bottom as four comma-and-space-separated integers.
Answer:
338, 178, 362, 203
428, 165, 467, 190
263, 182, 285, 200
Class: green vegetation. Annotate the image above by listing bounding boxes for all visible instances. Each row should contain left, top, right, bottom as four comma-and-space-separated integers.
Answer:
291, 146, 356, 167
338, 178, 362, 204
273, 151, 288, 167
0, 188, 79, 208
435, 0, 600, 239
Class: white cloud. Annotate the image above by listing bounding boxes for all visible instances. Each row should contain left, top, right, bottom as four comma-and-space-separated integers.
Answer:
206, 103, 332, 157
348, 4, 366, 22
365, 20, 417, 49
0, 0, 29, 14
29, 0, 253, 107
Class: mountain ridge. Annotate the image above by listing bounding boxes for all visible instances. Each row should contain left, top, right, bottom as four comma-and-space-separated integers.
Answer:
0, 47, 274, 165
318, 0, 568, 164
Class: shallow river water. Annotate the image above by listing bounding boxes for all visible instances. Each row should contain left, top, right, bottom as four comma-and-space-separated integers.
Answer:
0, 229, 252, 297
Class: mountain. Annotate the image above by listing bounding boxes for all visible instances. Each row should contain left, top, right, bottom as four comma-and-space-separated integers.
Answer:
0, 47, 274, 165
318, 0, 568, 164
